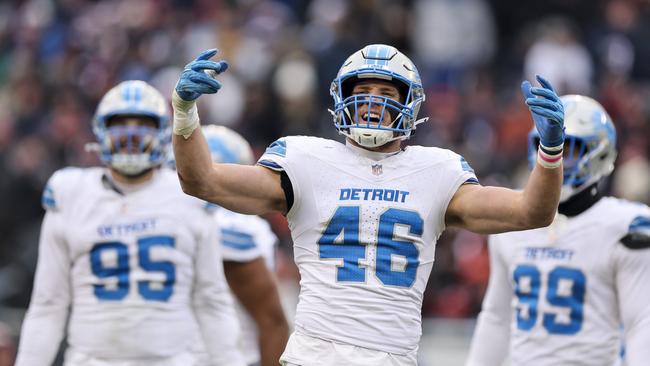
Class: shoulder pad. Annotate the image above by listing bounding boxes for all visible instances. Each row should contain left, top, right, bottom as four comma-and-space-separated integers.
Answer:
620, 216, 650, 250
41, 167, 84, 211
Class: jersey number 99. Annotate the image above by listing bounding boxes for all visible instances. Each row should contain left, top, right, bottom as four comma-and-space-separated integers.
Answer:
90, 235, 176, 301
319, 206, 422, 288
513, 264, 586, 335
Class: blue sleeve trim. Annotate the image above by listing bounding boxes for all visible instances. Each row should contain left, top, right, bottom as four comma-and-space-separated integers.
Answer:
460, 156, 475, 174
464, 177, 479, 185
42, 186, 56, 210
629, 216, 650, 232
620, 216, 650, 250
264, 138, 287, 158
221, 228, 257, 250
257, 160, 284, 171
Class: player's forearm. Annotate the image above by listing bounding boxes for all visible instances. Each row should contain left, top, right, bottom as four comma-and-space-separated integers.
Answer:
258, 318, 290, 366
465, 311, 510, 366
255, 302, 289, 366
520, 161, 562, 228
172, 130, 217, 200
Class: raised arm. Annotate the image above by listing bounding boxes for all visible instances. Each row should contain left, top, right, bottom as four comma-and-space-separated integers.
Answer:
446, 75, 564, 234
172, 49, 286, 215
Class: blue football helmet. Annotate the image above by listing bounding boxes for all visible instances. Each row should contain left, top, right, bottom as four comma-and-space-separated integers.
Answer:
92, 80, 170, 176
166, 125, 254, 168
330, 44, 427, 148
203, 125, 254, 165
528, 95, 617, 202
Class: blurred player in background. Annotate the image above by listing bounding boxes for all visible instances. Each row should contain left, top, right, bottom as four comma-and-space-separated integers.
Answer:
15, 80, 245, 366
185, 125, 290, 366
170, 44, 565, 365
465, 95, 650, 366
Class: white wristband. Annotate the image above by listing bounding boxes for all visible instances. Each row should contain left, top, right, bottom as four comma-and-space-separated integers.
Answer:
172, 90, 200, 139
537, 147, 563, 169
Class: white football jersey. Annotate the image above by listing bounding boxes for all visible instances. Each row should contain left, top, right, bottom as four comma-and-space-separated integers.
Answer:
214, 207, 278, 365
16, 167, 244, 366
258, 136, 477, 354
466, 197, 650, 366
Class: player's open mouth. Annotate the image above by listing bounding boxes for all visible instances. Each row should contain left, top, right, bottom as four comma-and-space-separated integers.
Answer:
361, 112, 382, 124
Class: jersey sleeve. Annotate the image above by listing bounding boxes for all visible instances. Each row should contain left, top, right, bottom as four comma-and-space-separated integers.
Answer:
217, 209, 278, 265
191, 212, 246, 366
614, 212, 650, 365
15, 210, 70, 366
257, 136, 306, 217
465, 235, 512, 366
435, 151, 480, 231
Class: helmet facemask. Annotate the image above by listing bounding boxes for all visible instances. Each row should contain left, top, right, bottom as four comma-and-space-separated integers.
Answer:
330, 45, 427, 148
91, 80, 171, 177
97, 118, 167, 176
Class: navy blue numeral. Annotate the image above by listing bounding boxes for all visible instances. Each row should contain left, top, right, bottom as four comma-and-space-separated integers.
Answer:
90, 236, 176, 301
318, 206, 422, 288
513, 264, 586, 335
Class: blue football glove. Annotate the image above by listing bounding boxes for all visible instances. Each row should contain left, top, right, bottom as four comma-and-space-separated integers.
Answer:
521, 75, 565, 148
175, 48, 229, 102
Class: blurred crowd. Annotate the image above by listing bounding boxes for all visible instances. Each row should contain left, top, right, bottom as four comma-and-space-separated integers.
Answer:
1, 0, 650, 357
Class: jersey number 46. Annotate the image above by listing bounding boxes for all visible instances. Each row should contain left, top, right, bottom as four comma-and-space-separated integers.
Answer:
318, 206, 422, 288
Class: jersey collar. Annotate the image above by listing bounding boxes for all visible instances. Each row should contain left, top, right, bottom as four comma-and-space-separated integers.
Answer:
345, 140, 402, 161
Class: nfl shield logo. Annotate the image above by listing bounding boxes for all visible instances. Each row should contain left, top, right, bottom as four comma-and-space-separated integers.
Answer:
371, 164, 383, 175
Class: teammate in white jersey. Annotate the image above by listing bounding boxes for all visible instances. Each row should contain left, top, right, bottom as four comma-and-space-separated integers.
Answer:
15, 80, 245, 366
465, 95, 650, 366
199, 125, 289, 366
170, 44, 566, 365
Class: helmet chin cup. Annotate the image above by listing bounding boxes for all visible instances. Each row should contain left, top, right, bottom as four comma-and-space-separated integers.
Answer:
350, 127, 393, 148
110, 153, 153, 176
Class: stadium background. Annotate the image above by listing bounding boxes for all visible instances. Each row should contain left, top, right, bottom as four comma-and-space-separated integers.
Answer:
0, 0, 649, 364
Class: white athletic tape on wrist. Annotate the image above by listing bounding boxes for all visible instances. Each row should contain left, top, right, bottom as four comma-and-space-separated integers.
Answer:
172, 90, 200, 139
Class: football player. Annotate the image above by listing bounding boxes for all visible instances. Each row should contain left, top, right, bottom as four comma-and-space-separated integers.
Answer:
177, 125, 290, 366
15, 80, 245, 366
171, 45, 565, 365
465, 95, 650, 366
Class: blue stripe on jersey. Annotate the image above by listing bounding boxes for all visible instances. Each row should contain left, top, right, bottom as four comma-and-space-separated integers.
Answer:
629, 216, 650, 233
464, 177, 479, 185
257, 160, 283, 171
221, 228, 257, 250
264, 139, 286, 157
42, 186, 56, 210
460, 156, 475, 174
